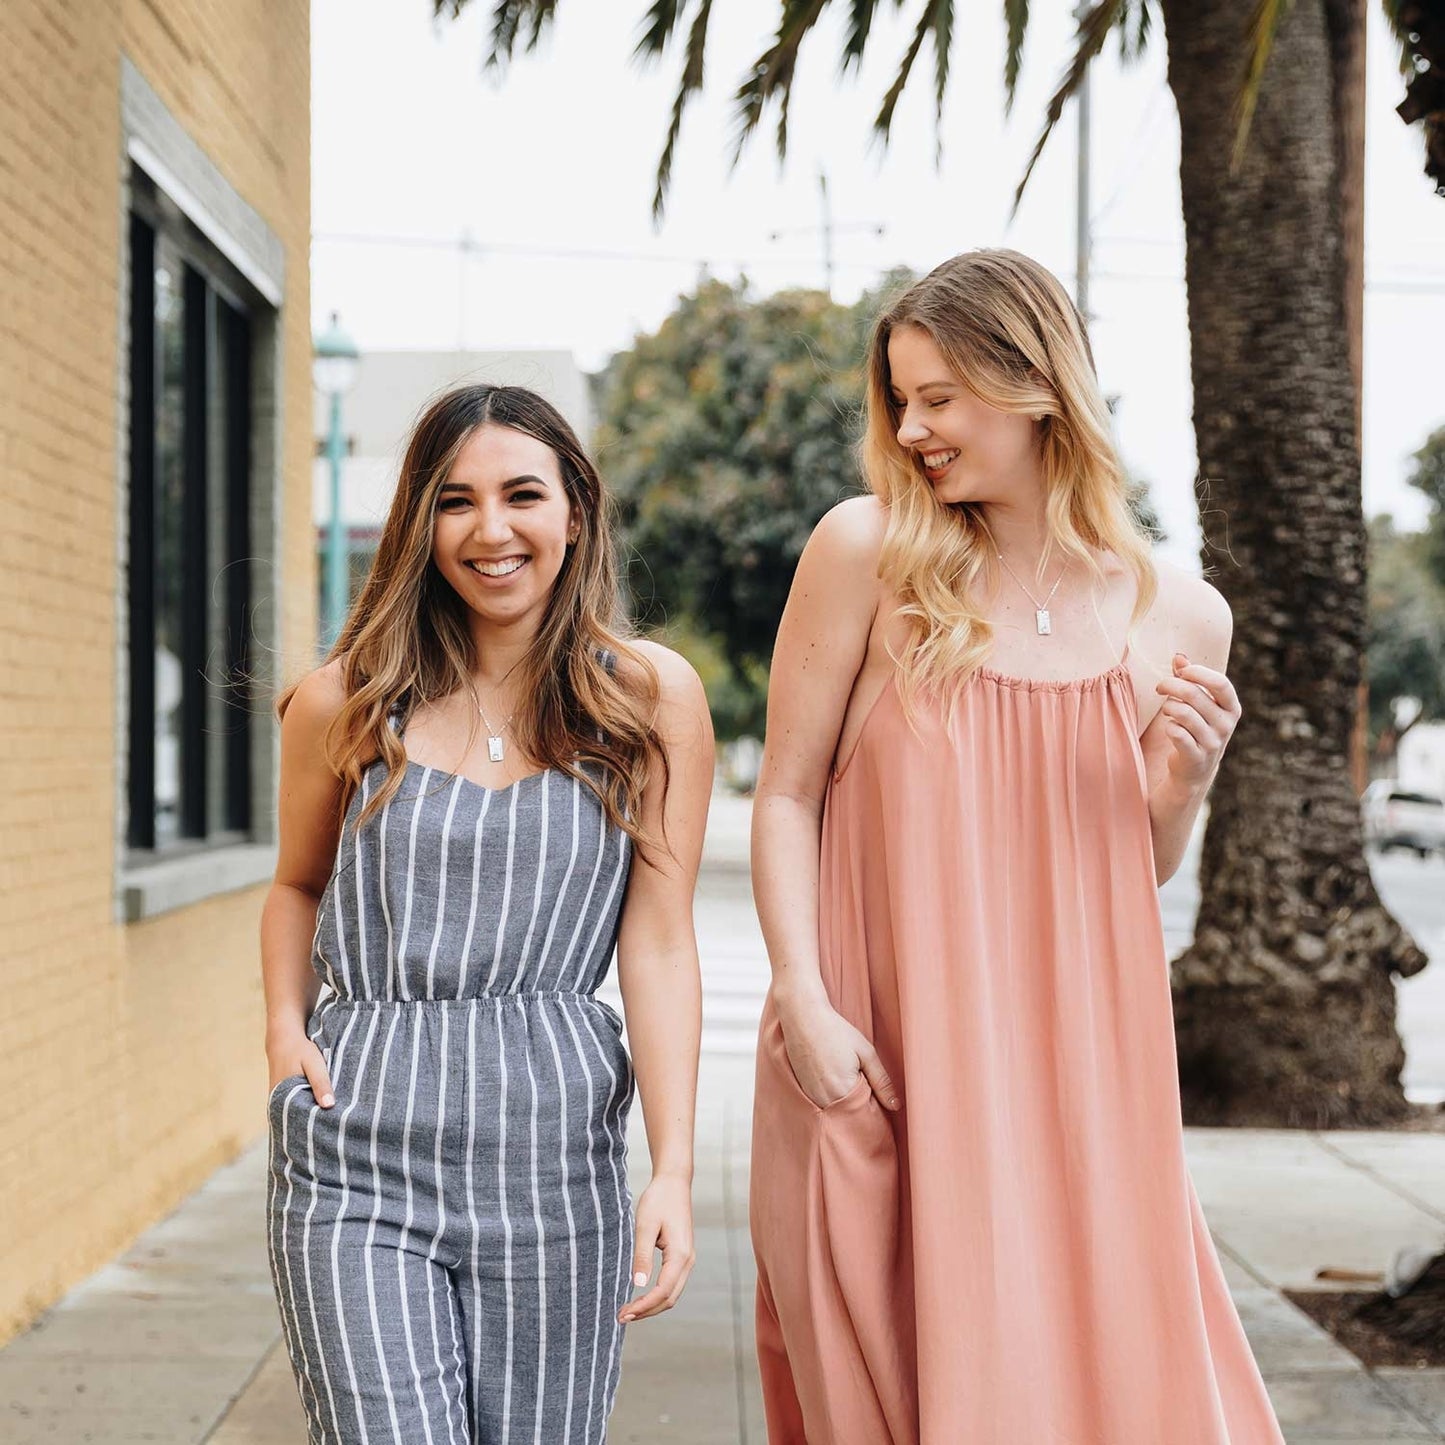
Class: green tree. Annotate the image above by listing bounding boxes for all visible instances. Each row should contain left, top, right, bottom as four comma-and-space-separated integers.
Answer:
443, 0, 1441, 1125
1407, 425, 1445, 587
596, 276, 892, 736
1367, 427, 1445, 759
1366, 514, 1445, 753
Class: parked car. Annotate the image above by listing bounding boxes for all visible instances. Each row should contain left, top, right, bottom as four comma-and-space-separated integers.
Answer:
1362, 780, 1445, 856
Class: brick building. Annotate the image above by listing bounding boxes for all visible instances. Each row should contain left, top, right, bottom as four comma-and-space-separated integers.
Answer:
0, 2, 313, 1340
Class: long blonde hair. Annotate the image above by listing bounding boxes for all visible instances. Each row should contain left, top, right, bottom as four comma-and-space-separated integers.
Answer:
861, 248, 1157, 709
276, 385, 670, 858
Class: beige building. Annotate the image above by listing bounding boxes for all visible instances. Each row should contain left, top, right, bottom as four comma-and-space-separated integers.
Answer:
0, 1, 313, 1341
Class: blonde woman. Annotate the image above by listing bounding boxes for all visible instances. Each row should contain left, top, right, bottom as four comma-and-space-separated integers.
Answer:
262, 385, 712, 1443
749, 252, 1283, 1443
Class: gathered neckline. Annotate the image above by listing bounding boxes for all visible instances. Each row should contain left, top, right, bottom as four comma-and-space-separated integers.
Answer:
832, 656, 1135, 783
971, 658, 1132, 693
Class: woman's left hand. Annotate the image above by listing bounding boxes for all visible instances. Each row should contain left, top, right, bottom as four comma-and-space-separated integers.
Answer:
1155, 652, 1241, 790
619, 1174, 695, 1323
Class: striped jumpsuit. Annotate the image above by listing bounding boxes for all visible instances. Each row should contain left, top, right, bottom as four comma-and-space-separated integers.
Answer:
266, 706, 636, 1445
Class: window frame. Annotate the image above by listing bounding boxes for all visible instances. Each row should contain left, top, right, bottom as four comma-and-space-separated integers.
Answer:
116, 62, 286, 922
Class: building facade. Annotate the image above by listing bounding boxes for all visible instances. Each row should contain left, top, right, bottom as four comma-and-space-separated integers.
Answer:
0, 1, 312, 1341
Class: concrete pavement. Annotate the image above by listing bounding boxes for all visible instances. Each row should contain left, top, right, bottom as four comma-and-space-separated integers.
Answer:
3, 791, 1443, 1443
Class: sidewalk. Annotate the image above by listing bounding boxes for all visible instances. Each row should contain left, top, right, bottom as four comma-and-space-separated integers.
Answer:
3, 791, 1443, 1443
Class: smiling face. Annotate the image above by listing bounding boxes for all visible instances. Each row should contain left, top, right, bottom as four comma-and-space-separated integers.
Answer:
886, 324, 1042, 507
430, 422, 578, 632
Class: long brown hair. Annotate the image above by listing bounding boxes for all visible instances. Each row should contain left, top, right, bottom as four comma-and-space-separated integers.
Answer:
277, 385, 670, 857
861, 249, 1158, 710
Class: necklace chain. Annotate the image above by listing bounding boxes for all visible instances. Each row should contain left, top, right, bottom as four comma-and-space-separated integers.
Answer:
468, 662, 522, 762
472, 692, 516, 736
996, 552, 1067, 637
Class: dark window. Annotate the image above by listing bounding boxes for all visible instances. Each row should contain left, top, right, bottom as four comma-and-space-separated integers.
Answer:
127, 167, 258, 853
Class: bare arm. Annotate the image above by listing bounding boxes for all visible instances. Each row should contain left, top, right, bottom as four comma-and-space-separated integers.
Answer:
1140, 578, 1240, 885
752, 497, 900, 1111
614, 641, 713, 1323
259, 661, 349, 1106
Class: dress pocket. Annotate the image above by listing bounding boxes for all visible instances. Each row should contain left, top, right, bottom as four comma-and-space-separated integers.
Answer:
266, 1074, 308, 1114
762, 1003, 873, 1114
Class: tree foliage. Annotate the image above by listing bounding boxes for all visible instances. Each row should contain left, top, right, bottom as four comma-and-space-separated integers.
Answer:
1366, 514, 1445, 741
440, 1, 1423, 220
1367, 425, 1445, 747
1407, 423, 1445, 585
595, 275, 903, 733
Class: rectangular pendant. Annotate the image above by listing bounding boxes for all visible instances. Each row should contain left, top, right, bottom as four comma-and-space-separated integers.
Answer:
1036, 609, 1052, 636
487, 735, 505, 763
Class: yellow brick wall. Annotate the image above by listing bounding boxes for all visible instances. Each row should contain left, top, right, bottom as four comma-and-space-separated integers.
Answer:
0, 0, 313, 1342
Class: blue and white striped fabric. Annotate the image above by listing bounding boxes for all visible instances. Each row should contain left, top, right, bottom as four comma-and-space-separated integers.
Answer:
267, 714, 636, 1444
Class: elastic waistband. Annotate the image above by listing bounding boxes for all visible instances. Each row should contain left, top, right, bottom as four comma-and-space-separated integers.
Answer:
321, 991, 604, 1008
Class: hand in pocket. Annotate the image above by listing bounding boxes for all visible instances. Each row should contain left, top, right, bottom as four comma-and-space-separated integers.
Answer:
777, 999, 899, 1111
268, 1031, 335, 1109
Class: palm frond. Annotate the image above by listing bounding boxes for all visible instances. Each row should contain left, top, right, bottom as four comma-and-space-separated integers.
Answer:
931, 0, 956, 164
1380, 0, 1416, 80
1003, 0, 1030, 114
842, 0, 887, 76
652, 0, 715, 221
521, 0, 558, 47
1232, 0, 1294, 169
634, 0, 692, 63
1011, 0, 1125, 216
873, 2, 935, 146
1115, 0, 1153, 62
777, 76, 797, 161
728, 0, 830, 167
1391, 0, 1445, 193
468, 0, 558, 71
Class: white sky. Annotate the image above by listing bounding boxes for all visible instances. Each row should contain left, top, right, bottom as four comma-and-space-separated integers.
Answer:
312, 0, 1445, 572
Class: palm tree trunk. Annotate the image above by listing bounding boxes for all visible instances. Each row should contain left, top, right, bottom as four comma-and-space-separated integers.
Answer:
1160, 0, 1428, 1126
1327, 0, 1371, 797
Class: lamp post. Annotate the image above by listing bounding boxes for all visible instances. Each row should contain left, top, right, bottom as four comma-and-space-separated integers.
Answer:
313, 311, 360, 648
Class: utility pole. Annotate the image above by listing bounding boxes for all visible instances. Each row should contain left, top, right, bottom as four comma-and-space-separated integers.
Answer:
1074, 0, 1092, 322
819, 169, 835, 297
768, 166, 883, 299
458, 227, 476, 352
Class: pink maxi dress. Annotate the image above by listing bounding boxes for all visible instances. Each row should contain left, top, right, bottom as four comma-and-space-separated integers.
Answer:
750, 655, 1285, 1444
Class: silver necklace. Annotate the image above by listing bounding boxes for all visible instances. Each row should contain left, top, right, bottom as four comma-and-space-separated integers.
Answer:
469, 674, 520, 762
996, 552, 1066, 636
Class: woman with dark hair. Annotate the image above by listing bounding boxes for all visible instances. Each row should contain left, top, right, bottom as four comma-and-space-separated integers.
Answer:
261, 385, 712, 1443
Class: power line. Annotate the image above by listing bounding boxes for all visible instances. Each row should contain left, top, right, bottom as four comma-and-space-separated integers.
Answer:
311, 230, 1445, 295
311, 229, 884, 274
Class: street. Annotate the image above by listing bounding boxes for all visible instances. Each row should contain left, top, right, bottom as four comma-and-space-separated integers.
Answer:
1156, 826, 1445, 1106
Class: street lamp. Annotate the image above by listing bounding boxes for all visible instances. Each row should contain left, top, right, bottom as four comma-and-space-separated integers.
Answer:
313, 310, 360, 648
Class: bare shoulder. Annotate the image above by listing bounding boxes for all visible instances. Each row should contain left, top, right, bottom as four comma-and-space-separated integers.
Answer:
282, 658, 350, 738
620, 638, 709, 713
1151, 559, 1233, 666
807, 493, 888, 572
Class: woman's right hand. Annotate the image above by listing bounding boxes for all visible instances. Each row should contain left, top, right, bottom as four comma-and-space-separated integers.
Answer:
776, 994, 900, 1111
267, 1028, 335, 1108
